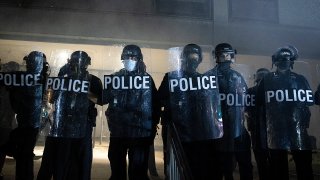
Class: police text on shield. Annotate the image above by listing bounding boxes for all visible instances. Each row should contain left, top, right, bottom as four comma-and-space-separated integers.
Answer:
104, 75, 150, 90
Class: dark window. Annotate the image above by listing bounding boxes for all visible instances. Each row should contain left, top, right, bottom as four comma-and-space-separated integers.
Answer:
229, 0, 279, 23
155, 0, 212, 19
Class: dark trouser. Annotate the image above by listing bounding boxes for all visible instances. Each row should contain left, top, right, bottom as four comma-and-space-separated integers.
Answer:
0, 128, 12, 175
269, 149, 314, 180
235, 150, 253, 180
37, 137, 81, 180
108, 137, 151, 180
253, 148, 270, 180
291, 150, 314, 180
182, 141, 218, 180
80, 126, 93, 180
15, 127, 39, 180
215, 150, 253, 180
75, 126, 93, 180
269, 149, 289, 180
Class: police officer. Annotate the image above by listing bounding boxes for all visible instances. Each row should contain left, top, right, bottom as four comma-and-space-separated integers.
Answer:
37, 51, 100, 180
8, 51, 48, 180
206, 43, 253, 180
77, 74, 102, 180
0, 61, 19, 180
245, 68, 270, 180
159, 44, 222, 179
256, 46, 314, 180
67, 56, 103, 180
103, 44, 160, 180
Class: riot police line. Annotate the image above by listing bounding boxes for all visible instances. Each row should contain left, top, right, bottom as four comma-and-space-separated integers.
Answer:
0, 43, 318, 180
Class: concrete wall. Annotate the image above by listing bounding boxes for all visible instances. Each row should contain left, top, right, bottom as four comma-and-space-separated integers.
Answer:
0, 1, 320, 59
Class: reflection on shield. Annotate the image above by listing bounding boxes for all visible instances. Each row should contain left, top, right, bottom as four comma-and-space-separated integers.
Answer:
102, 44, 155, 138
262, 61, 314, 150
167, 46, 223, 142
44, 50, 90, 138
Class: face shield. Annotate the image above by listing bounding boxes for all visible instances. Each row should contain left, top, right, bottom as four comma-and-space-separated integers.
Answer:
275, 58, 292, 71
69, 57, 90, 77
216, 51, 235, 63
182, 52, 201, 72
24, 52, 45, 74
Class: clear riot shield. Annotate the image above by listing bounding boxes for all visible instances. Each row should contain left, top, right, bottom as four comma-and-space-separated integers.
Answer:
102, 44, 156, 138
212, 62, 253, 142
166, 46, 223, 142
0, 59, 20, 130
262, 60, 314, 150
45, 50, 91, 138
0, 50, 46, 128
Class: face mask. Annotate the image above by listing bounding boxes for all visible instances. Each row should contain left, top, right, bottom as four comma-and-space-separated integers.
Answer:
217, 52, 234, 63
123, 60, 137, 72
186, 61, 199, 72
276, 61, 291, 71
182, 53, 200, 72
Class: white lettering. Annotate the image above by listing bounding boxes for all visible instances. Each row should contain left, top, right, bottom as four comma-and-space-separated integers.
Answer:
219, 93, 255, 106
180, 78, 188, 91
266, 89, 313, 103
170, 79, 178, 92
0, 73, 41, 86
104, 76, 112, 89
46, 77, 89, 93
169, 75, 217, 92
266, 91, 275, 103
104, 75, 151, 90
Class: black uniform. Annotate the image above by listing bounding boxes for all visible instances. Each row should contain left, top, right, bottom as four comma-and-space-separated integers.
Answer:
257, 71, 314, 180
158, 44, 222, 180
208, 43, 253, 180
208, 64, 253, 180
37, 51, 98, 180
256, 46, 314, 180
0, 61, 20, 180
8, 51, 47, 180
103, 45, 160, 180
245, 68, 270, 180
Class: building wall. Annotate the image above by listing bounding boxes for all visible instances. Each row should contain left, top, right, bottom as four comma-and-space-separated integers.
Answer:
0, 0, 320, 146
0, 0, 320, 58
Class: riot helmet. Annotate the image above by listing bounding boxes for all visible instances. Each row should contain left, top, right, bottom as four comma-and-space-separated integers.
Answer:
1, 61, 20, 72
272, 45, 298, 70
213, 43, 237, 63
181, 43, 202, 72
121, 45, 143, 72
254, 68, 269, 83
121, 45, 143, 61
23, 51, 46, 74
68, 51, 91, 75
